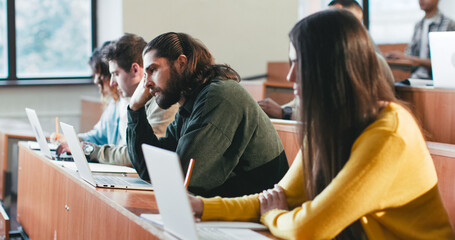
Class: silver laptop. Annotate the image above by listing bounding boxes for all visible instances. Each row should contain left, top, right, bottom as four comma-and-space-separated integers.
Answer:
429, 31, 455, 89
141, 144, 271, 240
60, 122, 153, 190
25, 108, 56, 160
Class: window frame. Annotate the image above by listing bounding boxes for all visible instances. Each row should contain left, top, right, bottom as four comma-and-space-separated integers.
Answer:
1, 0, 97, 86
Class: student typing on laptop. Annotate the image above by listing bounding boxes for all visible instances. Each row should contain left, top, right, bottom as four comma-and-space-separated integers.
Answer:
127, 32, 289, 198
385, 0, 455, 79
56, 34, 178, 166
190, 10, 454, 239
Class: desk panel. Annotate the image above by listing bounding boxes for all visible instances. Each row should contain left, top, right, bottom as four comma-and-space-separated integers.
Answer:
427, 141, 455, 229
17, 144, 278, 239
80, 96, 104, 133
0, 119, 35, 200
396, 86, 455, 144
17, 144, 162, 239
271, 119, 300, 166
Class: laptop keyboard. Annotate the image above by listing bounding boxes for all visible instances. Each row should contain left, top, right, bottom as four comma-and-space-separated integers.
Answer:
198, 228, 236, 240
94, 175, 148, 187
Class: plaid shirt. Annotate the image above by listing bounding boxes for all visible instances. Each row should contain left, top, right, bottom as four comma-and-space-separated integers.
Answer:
405, 11, 455, 78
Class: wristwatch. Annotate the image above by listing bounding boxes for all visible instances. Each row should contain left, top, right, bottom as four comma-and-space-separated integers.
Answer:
282, 106, 293, 120
83, 144, 95, 158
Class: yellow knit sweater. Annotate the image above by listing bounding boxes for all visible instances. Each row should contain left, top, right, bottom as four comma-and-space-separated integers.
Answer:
201, 103, 454, 239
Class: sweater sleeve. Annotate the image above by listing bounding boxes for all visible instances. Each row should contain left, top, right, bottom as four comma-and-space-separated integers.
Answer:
90, 144, 132, 167
200, 150, 306, 221
127, 106, 179, 180
260, 130, 406, 240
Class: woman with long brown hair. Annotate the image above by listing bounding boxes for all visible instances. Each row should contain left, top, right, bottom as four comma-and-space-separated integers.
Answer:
190, 9, 454, 239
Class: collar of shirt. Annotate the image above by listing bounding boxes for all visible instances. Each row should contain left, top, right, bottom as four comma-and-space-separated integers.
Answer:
417, 10, 443, 29
178, 80, 213, 117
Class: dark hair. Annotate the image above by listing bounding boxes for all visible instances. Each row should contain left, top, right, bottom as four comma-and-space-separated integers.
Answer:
143, 32, 240, 97
289, 9, 396, 239
89, 41, 112, 79
104, 33, 146, 71
328, 0, 362, 10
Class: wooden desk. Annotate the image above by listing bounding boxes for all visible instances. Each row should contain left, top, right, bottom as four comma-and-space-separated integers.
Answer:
271, 119, 299, 166
386, 59, 417, 71
0, 120, 35, 200
427, 141, 455, 229
385, 59, 414, 81
17, 143, 160, 239
263, 62, 294, 105
396, 85, 455, 144
17, 144, 277, 239
80, 96, 104, 133
378, 44, 413, 81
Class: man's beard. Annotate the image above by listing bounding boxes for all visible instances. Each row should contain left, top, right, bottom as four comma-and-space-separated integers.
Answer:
155, 65, 182, 109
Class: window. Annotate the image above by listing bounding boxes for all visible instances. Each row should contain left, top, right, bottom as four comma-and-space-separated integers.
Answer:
369, 0, 422, 44
2, 0, 95, 85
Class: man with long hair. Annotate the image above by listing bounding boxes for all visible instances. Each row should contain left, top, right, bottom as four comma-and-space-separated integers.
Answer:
127, 32, 289, 197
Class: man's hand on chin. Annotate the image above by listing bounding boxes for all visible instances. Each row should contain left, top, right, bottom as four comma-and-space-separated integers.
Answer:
130, 78, 154, 111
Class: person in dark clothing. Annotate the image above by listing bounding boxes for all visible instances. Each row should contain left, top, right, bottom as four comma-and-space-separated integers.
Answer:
127, 32, 289, 197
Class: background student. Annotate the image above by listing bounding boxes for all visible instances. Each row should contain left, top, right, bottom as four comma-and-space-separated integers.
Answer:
386, 0, 455, 79
190, 9, 453, 239
127, 32, 289, 197
76, 41, 124, 146
57, 33, 178, 166
259, 0, 394, 120
53, 41, 123, 146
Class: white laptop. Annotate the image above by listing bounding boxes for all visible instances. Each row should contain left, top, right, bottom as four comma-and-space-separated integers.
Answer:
25, 108, 58, 160
429, 31, 455, 89
59, 122, 153, 190
141, 144, 271, 240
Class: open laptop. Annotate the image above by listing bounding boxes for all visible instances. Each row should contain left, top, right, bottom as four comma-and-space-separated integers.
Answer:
429, 31, 455, 89
60, 122, 153, 190
141, 144, 271, 240
25, 108, 62, 160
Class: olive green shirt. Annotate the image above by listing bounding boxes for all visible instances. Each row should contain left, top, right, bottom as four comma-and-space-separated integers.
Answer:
90, 98, 178, 166
127, 78, 288, 197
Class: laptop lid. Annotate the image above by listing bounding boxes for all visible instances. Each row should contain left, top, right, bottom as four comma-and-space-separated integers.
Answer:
60, 122, 98, 186
25, 108, 53, 159
142, 144, 199, 240
60, 122, 153, 190
429, 31, 455, 89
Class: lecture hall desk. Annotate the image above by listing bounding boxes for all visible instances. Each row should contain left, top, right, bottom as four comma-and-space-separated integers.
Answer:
0, 119, 35, 200
16, 143, 278, 239
396, 85, 455, 144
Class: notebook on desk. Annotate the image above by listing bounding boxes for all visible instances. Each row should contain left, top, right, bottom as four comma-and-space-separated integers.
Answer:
59, 122, 153, 190
429, 31, 455, 89
141, 144, 270, 240
25, 108, 71, 160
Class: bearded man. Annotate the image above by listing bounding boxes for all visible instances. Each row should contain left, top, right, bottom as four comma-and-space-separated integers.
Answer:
127, 32, 289, 198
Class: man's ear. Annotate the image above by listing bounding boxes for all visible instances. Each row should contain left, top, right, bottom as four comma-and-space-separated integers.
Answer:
174, 54, 188, 74
131, 62, 143, 76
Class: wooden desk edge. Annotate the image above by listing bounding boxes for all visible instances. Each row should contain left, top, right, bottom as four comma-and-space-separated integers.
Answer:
17, 142, 165, 238
395, 85, 455, 93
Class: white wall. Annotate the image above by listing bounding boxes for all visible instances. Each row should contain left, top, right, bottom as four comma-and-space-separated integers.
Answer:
122, 0, 299, 78
97, 0, 123, 46
0, 85, 99, 133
